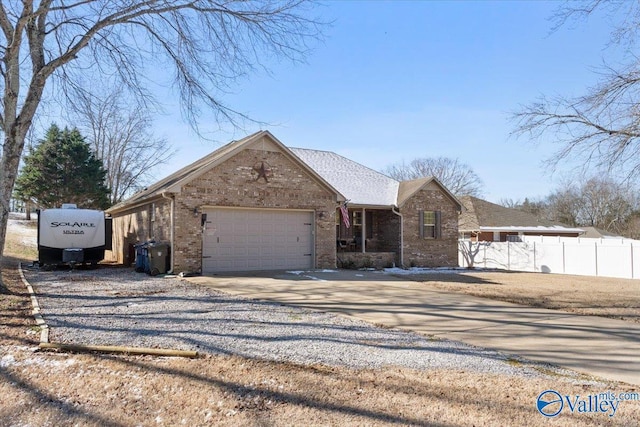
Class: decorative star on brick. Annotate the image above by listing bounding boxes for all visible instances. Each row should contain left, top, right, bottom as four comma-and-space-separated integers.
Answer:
253, 161, 272, 182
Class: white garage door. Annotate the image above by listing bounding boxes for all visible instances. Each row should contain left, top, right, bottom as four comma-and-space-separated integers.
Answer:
202, 208, 314, 273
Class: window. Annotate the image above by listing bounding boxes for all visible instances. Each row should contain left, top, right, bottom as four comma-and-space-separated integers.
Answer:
353, 211, 362, 226
353, 211, 374, 238
420, 210, 441, 239
423, 211, 436, 238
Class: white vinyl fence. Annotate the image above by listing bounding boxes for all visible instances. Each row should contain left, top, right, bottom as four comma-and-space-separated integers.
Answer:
458, 236, 640, 279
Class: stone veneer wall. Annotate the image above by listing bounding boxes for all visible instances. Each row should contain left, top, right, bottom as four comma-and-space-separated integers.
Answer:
400, 182, 459, 267
172, 147, 337, 273
336, 252, 396, 269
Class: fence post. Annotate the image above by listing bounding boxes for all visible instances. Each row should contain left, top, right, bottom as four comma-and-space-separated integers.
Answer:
631, 243, 635, 279
484, 244, 487, 268
562, 242, 566, 273
595, 241, 598, 277
533, 241, 536, 272
507, 240, 511, 271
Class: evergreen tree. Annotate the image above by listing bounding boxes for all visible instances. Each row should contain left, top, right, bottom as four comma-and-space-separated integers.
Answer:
14, 125, 111, 210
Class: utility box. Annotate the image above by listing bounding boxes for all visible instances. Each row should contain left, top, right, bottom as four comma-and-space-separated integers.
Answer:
147, 242, 170, 276
62, 248, 84, 265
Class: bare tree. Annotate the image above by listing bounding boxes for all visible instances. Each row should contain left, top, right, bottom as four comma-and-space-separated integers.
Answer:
384, 157, 484, 197
0, 1, 322, 263
499, 197, 548, 217
545, 186, 581, 227
512, 1, 640, 180
69, 88, 175, 205
499, 198, 519, 209
546, 175, 638, 235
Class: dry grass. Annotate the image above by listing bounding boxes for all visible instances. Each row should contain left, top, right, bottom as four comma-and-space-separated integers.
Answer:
2, 221, 640, 426
406, 271, 640, 323
2, 345, 639, 426
2, 215, 37, 262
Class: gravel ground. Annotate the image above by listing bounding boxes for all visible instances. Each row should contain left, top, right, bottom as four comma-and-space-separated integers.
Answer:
23, 264, 567, 378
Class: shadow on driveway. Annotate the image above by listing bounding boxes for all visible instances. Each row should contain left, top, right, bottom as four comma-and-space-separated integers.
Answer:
189, 269, 640, 386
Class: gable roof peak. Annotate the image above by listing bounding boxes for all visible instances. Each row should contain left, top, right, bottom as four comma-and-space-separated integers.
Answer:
397, 176, 462, 211
108, 131, 343, 214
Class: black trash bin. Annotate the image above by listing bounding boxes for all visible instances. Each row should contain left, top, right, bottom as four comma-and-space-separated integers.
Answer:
147, 242, 170, 276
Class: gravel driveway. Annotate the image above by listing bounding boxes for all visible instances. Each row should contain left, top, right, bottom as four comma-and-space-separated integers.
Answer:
24, 265, 561, 378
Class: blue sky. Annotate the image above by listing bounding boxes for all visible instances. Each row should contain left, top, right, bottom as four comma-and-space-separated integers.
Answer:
154, 1, 621, 203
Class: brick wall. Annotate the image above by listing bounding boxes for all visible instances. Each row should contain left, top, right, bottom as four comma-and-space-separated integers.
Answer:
105, 198, 172, 266
160, 145, 336, 273
400, 182, 460, 267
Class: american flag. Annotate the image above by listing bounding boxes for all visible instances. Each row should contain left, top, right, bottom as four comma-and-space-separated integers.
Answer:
340, 203, 350, 228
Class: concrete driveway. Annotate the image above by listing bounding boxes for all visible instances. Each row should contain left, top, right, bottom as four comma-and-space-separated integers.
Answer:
187, 269, 640, 386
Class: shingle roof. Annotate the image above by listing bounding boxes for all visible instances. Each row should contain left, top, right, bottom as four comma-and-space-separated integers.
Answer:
579, 226, 623, 239
459, 196, 584, 234
289, 148, 400, 206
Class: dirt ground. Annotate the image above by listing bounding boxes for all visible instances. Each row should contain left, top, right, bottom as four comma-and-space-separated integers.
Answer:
404, 271, 640, 323
1, 220, 640, 426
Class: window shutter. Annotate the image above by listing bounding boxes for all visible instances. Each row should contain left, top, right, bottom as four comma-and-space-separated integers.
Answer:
435, 211, 442, 239
419, 210, 424, 238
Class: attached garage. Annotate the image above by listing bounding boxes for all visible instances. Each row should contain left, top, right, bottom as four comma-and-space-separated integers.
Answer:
106, 131, 343, 273
202, 208, 314, 273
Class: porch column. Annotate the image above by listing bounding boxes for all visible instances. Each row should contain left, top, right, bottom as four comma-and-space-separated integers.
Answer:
362, 208, 366, 253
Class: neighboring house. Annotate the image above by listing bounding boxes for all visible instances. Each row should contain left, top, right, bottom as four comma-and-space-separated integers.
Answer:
459, 196, 584, 242
106, 131, 462, 273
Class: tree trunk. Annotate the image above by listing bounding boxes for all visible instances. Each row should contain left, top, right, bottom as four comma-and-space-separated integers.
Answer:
1, 126, 30, 262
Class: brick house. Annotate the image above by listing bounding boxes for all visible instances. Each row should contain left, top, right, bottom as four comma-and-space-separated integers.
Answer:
459, 196, 584, 242
106, 131, 462, 273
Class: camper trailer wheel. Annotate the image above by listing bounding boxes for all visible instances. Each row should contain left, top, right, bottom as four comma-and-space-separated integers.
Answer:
150, 267, 160, 276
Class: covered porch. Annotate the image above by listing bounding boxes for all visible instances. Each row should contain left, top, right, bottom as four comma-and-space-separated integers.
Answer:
335, 206, 400, 269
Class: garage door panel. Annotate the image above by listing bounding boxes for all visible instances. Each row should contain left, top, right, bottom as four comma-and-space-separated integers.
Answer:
270, 235, 286, 245
203, 208, 313, 273
247, 247, 260, 257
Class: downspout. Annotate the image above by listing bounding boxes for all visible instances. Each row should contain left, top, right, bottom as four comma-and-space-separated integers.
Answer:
391, 207, 404, 268
161, 192, 174, 274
